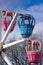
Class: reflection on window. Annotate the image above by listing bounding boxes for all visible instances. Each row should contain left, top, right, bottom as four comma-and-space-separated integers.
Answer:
26, 40, 32, 51
33, 42, 40, 51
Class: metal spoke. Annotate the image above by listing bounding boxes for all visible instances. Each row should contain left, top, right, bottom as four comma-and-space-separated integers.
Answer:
3, 38, 26, 49
1, 52, 13, 65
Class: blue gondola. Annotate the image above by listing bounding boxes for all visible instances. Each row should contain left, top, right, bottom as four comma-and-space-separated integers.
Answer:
18, 14, 35, 38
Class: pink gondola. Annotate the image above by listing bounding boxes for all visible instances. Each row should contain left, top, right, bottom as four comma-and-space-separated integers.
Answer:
2, 11, 16, 32
25, 40, 42, 65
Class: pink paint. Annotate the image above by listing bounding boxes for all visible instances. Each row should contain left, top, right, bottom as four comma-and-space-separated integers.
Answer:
27, 52, 42, 63
2, 20, 7, 31
2, 20, 16, 32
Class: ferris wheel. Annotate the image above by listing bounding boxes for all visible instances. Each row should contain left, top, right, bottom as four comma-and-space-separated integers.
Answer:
0, 11, 35, 65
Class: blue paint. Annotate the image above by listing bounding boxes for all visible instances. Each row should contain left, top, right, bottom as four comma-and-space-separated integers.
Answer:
18, 14, 35, 38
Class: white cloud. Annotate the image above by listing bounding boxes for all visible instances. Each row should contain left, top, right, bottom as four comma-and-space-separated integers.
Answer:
27, 4, 43, 34
27, 4, 43, 23
16, 4, 43, 23
26, 4, 43, 43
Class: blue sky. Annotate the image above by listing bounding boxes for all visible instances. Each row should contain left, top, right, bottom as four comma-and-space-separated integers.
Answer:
0, 0, 43, 11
